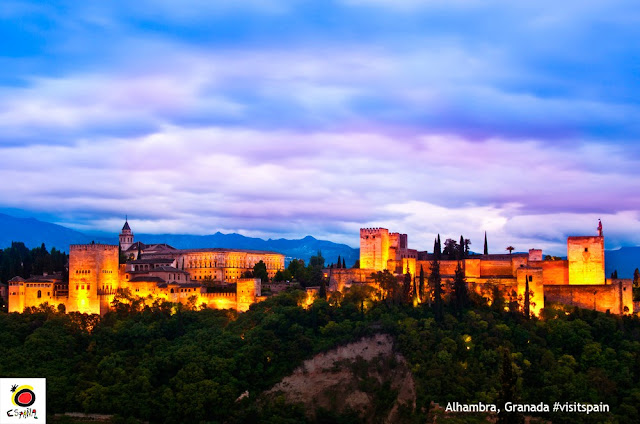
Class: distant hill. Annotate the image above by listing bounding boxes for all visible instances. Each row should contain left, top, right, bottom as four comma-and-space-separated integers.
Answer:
0, 213, 359, 267
0, 213, 108, 250
2, 212, 638, 275
137, 233, 359, 267
605, 246, 640, 279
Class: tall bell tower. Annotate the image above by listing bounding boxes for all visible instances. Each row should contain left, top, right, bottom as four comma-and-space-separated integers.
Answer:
119, 217, 134, 251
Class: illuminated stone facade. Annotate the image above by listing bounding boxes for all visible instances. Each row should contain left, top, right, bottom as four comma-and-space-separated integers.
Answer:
8, 274, 67, 313
178, 249, 284, 282
69, 243, 120, 314
331, 222, 634, 316
360, 228, 418, 275
359, 228, 390, 271
9, 221, 282, 315
567, 236, 605, 285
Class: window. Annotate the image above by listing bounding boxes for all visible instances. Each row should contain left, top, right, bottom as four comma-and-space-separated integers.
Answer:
585, 248, 588, 252
37, 290, 41, 298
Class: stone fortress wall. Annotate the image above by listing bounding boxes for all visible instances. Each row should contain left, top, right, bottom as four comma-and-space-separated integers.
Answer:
332, 221, 635, 317
8, 220, 636, 317
9, 221, 280, 315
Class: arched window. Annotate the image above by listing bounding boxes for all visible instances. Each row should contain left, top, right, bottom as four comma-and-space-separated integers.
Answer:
170, 288, 174, 293
37, 290, 41, 298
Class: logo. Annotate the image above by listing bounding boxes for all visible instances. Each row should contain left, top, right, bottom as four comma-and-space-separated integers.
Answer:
11, 385, 36, 408
0, 378, 46, 423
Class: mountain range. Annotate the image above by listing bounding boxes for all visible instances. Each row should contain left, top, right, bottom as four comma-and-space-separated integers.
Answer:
1, 212, 638, 277
0, 213, 359, 267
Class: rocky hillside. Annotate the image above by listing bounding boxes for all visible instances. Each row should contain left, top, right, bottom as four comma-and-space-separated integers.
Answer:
265, 333, 416, 423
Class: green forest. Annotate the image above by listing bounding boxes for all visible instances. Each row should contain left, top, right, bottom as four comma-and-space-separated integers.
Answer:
1, 284, 639, 424
0, 241, 69, 284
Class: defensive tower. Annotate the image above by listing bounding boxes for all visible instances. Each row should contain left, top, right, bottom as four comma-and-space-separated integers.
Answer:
360, 228, 390, 271
68, 243, 119, 314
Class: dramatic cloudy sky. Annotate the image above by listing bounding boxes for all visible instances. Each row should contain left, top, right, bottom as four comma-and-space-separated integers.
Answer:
1, 0, 640, 254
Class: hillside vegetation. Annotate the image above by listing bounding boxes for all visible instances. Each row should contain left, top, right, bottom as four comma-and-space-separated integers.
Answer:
0, 289, 639, 424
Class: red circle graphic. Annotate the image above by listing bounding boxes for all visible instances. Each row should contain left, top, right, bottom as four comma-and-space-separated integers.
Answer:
14, 388, 36, 407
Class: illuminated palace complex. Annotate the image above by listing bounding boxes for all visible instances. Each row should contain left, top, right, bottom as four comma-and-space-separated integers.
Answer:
6, 219, 636, 316
328, 221, 634, 316
8, 220, 284, 314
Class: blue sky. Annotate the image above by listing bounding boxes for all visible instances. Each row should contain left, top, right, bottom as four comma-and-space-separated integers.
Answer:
1, 0, 640, 255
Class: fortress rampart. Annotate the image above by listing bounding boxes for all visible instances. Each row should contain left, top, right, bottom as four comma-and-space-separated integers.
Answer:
335, 221, 632, 316
545, 280, 633, 315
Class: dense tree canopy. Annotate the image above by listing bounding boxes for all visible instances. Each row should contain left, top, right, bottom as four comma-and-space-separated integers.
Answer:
0, 284, 639, 423
0, 242, 68, 284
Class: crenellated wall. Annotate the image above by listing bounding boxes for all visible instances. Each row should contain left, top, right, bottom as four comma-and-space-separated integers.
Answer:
360, 228, 390, 271
236, 278, 261, 312
68, 244, 119, 314
327, 268, 374, 292
10, 243, 262, 314
545, 280, 633, 314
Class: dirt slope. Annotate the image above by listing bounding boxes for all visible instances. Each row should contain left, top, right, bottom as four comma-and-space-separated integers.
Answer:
265, 333, 416, 423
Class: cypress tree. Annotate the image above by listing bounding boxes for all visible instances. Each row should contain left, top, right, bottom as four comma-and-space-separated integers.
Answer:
429, 256, 443, 322
634, 268, 639, 287
419, 265, 425, 303
433, 234, 442, 260
319, 278, 327, 300
412, 271, 418, 303
453, 261, 468, 313
484, 231, 488, 255
524, 277, 530, 319
459, 235, 465, 259
403, 272, 412, 304
342, 257, 346, 269
337, 255, 341, 269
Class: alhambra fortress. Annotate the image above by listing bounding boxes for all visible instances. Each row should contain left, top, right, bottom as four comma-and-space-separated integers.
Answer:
8, 221, 285, 314
6, 220, 637, 316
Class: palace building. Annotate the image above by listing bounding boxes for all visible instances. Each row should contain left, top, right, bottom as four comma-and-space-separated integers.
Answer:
327, 221, 634, 316
7, 219, 635, 317
8, 220, 285, 315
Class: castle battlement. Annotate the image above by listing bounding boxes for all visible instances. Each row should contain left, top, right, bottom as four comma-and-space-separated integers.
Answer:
70, 244, 119, 251
360, 228, 389, 235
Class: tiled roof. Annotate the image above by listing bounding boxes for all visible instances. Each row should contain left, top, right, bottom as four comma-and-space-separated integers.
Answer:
129, 276, 166, 283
